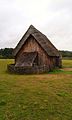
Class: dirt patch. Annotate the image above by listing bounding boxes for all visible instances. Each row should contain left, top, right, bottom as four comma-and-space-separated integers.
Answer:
60, 68, 72, 71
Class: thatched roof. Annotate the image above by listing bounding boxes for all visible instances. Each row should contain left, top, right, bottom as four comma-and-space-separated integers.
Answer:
15, 52, 37, 67
13, 25, 60, 57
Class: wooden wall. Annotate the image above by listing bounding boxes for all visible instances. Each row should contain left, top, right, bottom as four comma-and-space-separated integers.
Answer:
15, 35, 56, 68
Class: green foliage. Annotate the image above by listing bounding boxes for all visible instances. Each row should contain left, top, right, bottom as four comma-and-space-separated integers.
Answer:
59, 50, 72, 58
0, 48, 13, 59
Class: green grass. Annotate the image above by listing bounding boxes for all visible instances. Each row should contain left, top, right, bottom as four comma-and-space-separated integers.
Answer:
62, 59, 72, 68
0, 59, 72, 120
49, 69, 72, 74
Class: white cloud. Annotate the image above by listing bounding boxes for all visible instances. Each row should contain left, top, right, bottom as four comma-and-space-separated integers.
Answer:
0, 0, 72, 50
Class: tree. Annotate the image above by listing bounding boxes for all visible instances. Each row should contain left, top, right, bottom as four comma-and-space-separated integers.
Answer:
0, 48, 13, 58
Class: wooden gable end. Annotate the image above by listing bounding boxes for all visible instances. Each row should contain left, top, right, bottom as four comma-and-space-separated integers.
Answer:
15, 35, 51, 66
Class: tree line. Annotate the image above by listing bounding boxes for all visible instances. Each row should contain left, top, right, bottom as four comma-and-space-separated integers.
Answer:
0, 48, 14, 59
0, 48, 72, 59
59, 50, 72, 58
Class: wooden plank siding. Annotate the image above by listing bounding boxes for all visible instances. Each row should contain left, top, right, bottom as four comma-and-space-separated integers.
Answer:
15, 35, 56, 68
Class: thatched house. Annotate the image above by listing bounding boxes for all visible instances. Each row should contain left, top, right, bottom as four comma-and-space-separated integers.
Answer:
8, 25, 62, 74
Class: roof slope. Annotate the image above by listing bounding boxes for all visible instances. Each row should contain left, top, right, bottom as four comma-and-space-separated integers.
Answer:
15, 52, 37, 67
13, 25, 60, 57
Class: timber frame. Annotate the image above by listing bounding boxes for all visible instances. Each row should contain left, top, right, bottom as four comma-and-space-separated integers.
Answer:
8, 25, 62, 74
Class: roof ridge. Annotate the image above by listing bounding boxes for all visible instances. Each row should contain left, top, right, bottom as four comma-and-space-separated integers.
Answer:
13, 25, 60, 57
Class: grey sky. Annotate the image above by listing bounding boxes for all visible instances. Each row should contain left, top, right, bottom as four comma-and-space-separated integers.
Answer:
0, 0, 72, 50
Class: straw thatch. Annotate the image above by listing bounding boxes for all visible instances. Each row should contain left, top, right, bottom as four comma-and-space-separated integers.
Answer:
13, 25, 60, 57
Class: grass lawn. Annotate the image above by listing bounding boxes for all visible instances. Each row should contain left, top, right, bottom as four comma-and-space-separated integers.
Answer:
0, 59, 72, 120
62, 59, 72, 68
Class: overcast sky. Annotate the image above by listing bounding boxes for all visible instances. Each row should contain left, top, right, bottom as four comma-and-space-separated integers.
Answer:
0, 0, 72, 50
